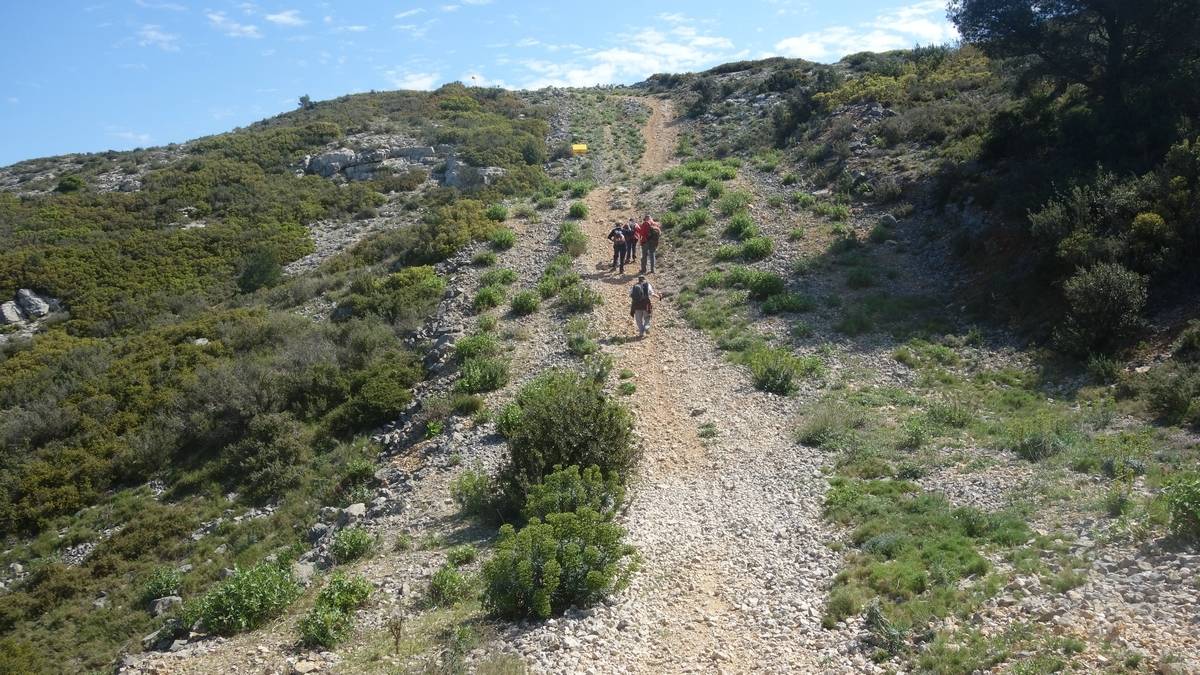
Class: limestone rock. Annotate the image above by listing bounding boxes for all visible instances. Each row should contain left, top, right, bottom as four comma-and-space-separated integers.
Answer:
150, 595, 183, 617
15, 289, 50, 318
0, 301, 23, 325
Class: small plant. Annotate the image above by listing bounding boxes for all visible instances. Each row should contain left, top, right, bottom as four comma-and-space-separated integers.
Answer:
429, 564, 473, 606
478, 315, 498, 332
565, 317, 599, 356
454, 333, 500, 362
331, 527, 375, 564
618, 369, 634, 379
568, 201, 589, 219
450, 468, 499, 520
447, 544, 478, 567
744, 347, 822, 396
473, 285, 505, 312
762, 293, 815, 315
485, 204, 508, 221
1164, 474, 1200, 541
618, 381, 637, 395
425, 419, 444, 439
698, 422, 718, 438
471, 251, 497, 266
511, 291, 540, 316
559, 222, 588, 257
536, 196, 557, 210
681, 208, 713, 231
479, 268, 518, 287
740, 236, 774, 261
141, 566, 183, 604
797, 402, 864, 449
456, 356, 510, 394
671, 186, 696, 211
846, 267, 876, 289
451, 393, 485, 416
560, 284, 602, 313
725, 211, 758, 240
191, 562, 301, 635
298, 604, 352, 649
490, 228, 516, 251
717, 190, 753, 216
1002, 417, 1077, 462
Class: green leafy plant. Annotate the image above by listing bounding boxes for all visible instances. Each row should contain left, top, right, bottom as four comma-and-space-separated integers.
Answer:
479, 268, 518, 287
490, 228, 516, 251
473, 285, 505, 312
559, 284, 602, 313
429, 564, 474, 606
485, 204, 508, 221
141, 566, 183, 604
1164, 474, 1200, 541
511, 291, 540, 316
331, 527, 375, 564
456, 356, 510, 393
447, 544, 478, 567
190, 562, 301, 635
568, 202, 589, 219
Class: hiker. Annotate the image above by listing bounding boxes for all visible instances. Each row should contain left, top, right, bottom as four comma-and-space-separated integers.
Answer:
629, 275, 660, 337
639, 215, 661, 274
622, 219, 638, 264
608, 220, 627, 273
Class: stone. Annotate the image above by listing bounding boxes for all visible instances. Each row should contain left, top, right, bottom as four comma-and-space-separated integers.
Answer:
878, 213, 898, 228
309, 522, 329, 542
339, 503, 367, 525
16, 289, 51, 318
151, 595, 183, 617
0, 301, 23, 325
168, 639, 188, 652
8, 563, 23, 575
293, 562, 316, 585
294, 660, 320, 674
306, 149, 357, 178
142, 628, 165, 650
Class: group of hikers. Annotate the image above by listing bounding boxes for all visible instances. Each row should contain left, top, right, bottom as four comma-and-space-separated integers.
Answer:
605, 215, 663, 338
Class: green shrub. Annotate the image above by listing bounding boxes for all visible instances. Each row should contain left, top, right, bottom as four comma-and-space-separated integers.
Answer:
567, 180, 594, 198
430, 564, 473, 606
141, 566, 183, 604
790, 191, 816, 207
559, 222, 588, 257
511, 291, 540, 316
797, 402, 865, 449
451, 393, 485, 416
473, 285, 505, 312
744, 347, 822, 395
450, 468, 499, 520
714, 244, 741, 262
523, 465, 625, 522
1164, 474, 1200, 541
447, 545, 478, 567
847, 267, 876, 289
681, 208, 713, 231
499, 371, 635, 509
740, 236, 774, 261
490, 228, 516, 251
618, 381, 636, 395
568, 202, 589, 219
457, 356, 510, 394
191, 562, 300, 635
1174, 320, 1200, 362
479, 268, 518, 287
717, 190, 753, 216
317, 572, 372, 613
454, 333, 501, 362
1145, 363, 1200, 426
237, 248, 283, 293
331, 527, 375, 564
565, 317, 599, 356
762, 293, 815, 315
559, 285, 602, 313
55, 175, 85, 193
725, 267, 785, 299
485, 204, 508, 221
1001, 417, 1077, 462
536, 196, 557, 210
1057, 263, 1147, 354
707, 181, 726, 199
298, 604, 352, 649
481, 509, 636, 619
836, 308, 874, 335
671, 187, 696, 211
472, 251, 497, 266
724, 211, 758, 240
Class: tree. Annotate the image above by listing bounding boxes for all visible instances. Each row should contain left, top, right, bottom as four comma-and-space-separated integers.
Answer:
237, 248, 282, 293
949, 0, 1200, 122
298, 94, 315, 110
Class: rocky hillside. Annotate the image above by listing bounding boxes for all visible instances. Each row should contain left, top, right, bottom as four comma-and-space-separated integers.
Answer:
2, 24, 1200, 675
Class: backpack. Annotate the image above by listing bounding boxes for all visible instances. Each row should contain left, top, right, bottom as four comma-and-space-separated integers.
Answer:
631, 282, 649, 307
645, 225, 661, 247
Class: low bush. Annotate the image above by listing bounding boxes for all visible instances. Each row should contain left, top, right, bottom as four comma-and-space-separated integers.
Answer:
846, 267, 876, 289
524, 465, 624, 522
479, 268, 518, 287
744, 347, 823, 395
317, 572, 372, 613
1001, 417, 1077, 462
456, 356, 510, 394
190, 562, 300, 635
565, 317, 599, 356
724, 211, 759, 240
717, 190, 753, 216
490, 228, 516, 251
447, 545, 478, 567
298, 571, 372, 648
559, 222, 588, 257
450, 468, 500, 520
141, 566, 183, 604
499, 370, 635, 510
725, 267, 785, 299
740, 236, 774, 261
430, 564, 474, 606
485, 204, 508, 221
454, 333, 501, 362
1144, 362, 1200, 427
481, 509, 636, 619
472, 251, 497, 266
797, 402, 865, 449
511, 291, 540, 316
1056, 263, 1147, 355
568, 202, 589, 219
671, 187, 696, 211
559, 285, 602, 313
1164, 475, 1200, 541
331, 527, 374, 564
762, 293, 816, 315
472, 285, 505, 312
681, 208, 713, 231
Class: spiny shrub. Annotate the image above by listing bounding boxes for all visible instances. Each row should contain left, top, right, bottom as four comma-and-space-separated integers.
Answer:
454, 333, 500, 362
141, 566, 183, 604
191, 562, 300, 635
717, 190, 753, 216
559, 285, 602, 313
499, 370, 635, 509
523, 465, 624, 522
331, 527, 374, 564
473, 285, 505, 312
725, 267, 785, 299
1164, 474, 1200, 541
681, 208, 713, 231
485, 204, 508, 221
481, 509, 636, 619
456, 356, 510, 393
450, 468, 500, 520
568, 202, 589, 219
559, 222, 588, 257
429, 564, 473, 606
479, 268, 518, 287
744, 347, 823, 395
490, 228, 516, 251
511, 291, 540, 316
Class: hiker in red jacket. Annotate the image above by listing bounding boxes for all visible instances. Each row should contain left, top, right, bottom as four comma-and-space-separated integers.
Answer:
639, 215, 661, 274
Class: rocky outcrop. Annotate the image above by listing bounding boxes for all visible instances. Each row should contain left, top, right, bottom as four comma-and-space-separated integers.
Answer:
303, 143, 441, 181
0, 289, 60, 347
16, 288, 50, 318
441, 154, 506, 189
0, 301, 23, 325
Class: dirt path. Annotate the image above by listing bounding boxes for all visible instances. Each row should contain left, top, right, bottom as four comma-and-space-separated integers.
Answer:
508, 98, 841, 674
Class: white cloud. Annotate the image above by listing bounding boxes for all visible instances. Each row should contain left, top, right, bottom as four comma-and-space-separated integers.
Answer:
441, 4, 460, 11
395, 19, 437, 38
335, 24, 367, 32
385, 70, 441, 90
265, 9, 306, 26
110, 130, 153, 144
773, 0, 956, 62
207, 10, 261, 37
462, 0, 493, 4
394, 8, 424, 19
137, 24, 180, 51
134, 0, 187, 10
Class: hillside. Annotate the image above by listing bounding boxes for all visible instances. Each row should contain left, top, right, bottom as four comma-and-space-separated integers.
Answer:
2, 21, 1200, 675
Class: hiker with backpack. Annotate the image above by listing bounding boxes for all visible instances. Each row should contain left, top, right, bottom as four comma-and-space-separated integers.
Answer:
629, 275, 660, 338
639, 215, 662, 274
608, 220, 628, 273
622, 219, 638, 264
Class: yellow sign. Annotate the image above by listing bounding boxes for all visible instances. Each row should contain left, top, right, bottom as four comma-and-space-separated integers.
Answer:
571, 144, 588, 155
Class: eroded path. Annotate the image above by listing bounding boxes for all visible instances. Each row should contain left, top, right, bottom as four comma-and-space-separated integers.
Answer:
509, 99, 843, 674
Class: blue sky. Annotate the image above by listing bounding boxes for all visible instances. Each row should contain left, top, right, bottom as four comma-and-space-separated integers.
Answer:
0, 1, 956, 166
